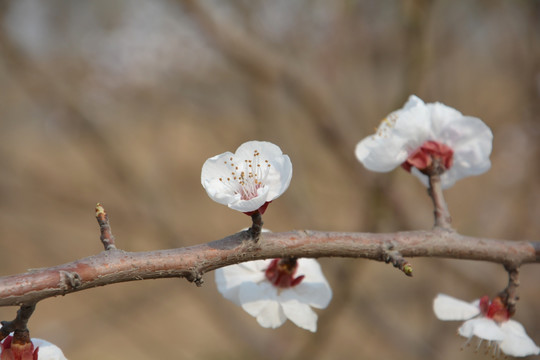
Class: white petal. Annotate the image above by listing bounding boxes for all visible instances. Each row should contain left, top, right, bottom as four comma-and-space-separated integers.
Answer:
426, 101, 464, 137
355, 96, 431, 172
215, 260, 270, 305
239, 282, 286, 329
265, 155, 293, 201
31, 338, 68, 360
201, 151, 236, 183
433, 294, 481, 321
287, 259, 332, 309
499, 320, 540, 357
280, 297, 318, 332
458, 318, 505, 341
355, 136, 411, 172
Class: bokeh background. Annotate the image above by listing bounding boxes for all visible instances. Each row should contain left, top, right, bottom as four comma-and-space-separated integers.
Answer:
0, 0, 539, 359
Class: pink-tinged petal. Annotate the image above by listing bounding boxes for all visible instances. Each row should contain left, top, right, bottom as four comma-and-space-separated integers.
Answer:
280, 298, 318, 332
30, 339, 67, 360
202, 178, 241, 206
234, 141, 292, 201
458, 318, 505, 341
238, 282, 287, 329
228, 186, 270, 212
433, 294, 481, 321
499, 320, 540, 357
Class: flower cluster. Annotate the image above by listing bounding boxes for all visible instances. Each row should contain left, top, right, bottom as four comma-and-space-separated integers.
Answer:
433, 293, 540, 357
202, 111, 537, 358
355, 95, 493, 189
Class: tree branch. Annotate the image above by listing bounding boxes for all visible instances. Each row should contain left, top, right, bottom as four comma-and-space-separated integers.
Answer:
0, 229, 538, 307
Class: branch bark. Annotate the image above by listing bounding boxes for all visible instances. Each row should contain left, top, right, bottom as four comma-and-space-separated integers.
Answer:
0, 229, 538, 307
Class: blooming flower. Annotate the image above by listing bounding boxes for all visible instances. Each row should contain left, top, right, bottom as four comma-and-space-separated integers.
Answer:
201, 141, 293, 214
355, 95, 493, 189
433, 293, 540, 357
0, 333, 67, 360
215, 257, 332, 332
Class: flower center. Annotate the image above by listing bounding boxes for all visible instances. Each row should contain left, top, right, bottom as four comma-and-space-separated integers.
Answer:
219, 149, 272, 201
401, 140, 454, 175
479, 296, 510, 323
264, 258, 305, 288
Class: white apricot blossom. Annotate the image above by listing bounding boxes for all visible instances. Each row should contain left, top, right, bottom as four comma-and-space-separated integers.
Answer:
201, 141, 292, 214
355, 95, 493, 189
0, 332, 67, 360
433, 293, 540, 357
215, 258, 332, 332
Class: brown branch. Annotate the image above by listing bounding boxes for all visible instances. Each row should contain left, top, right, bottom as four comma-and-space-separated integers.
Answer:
0, 229, 538, 307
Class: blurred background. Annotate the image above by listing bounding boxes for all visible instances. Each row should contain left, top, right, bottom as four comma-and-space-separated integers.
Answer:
0, 0, 539, 359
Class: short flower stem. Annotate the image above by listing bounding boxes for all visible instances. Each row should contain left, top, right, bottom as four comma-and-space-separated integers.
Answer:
0, 303, 36, 340
96, 203, 117, 250
428, 174, 452, 230
500, 265, 520, 317
249, 211, 263, 242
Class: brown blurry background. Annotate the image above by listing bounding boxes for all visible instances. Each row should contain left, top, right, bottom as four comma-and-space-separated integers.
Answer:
0, 0, 539, 359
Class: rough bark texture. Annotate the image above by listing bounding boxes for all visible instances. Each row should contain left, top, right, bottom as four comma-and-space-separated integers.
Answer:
0, 229, 537, 307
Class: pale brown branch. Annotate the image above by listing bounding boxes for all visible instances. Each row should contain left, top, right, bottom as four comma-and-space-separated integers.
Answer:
428, 173, 452, 230
0, 229, 538, 307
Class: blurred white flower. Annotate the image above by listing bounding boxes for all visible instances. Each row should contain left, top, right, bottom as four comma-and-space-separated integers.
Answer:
433, 293, 540, 357
201, 141, 292, 214
355, 95, 493, 189
0, 333, 67, 360
215, 258, 332, 332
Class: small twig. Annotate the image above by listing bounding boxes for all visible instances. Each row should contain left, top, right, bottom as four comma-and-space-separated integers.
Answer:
427, 174, 452, 230
383, 248, 413, 277
248, 211, 263, 242
499, 265, 520, 316
96, 203, 117, 250
0, 304, 36, 340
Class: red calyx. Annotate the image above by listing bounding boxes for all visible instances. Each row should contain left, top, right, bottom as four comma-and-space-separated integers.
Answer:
402, 140, 454, 174
265, 258, 305, 288
0, 335, 38, 360
479, 296, 510, 323
243, 201, 271, 216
